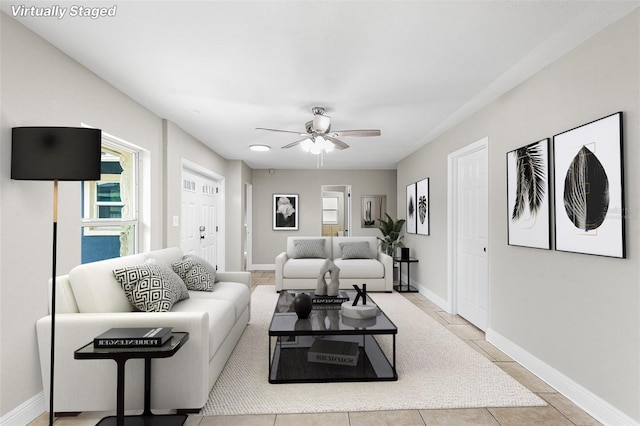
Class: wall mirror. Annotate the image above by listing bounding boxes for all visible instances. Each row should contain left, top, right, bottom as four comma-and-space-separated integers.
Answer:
361, 194, 386, 228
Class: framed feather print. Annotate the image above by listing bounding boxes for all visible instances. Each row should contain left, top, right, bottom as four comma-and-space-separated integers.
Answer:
406, 182, 416, 234
553, 112, 625, 258
507, 139, 550, 249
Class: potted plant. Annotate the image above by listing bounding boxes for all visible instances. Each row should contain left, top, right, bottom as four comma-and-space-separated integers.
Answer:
376, 213, 406, 256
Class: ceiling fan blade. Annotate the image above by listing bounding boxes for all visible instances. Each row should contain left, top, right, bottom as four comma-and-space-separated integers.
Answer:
281, 137, 309, 149
256, 127, 307, 136
329, 129, 381, 137
325, 136, 349, 150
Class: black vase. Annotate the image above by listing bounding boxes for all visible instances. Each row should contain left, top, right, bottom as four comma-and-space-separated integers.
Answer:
294, 293, 312, 319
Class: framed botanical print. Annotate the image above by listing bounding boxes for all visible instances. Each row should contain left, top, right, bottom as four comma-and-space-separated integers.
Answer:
406, 183, 416, 234
506, 139, 551, 249
273, 194, 298, 231
553, 112, 625, 258
416, 178, 429, 236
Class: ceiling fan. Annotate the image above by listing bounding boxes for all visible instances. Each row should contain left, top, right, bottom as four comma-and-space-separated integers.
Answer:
256, 106, 381, 153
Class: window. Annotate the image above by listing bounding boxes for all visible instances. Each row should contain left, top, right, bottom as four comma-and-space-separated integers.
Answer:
81, 134, 139, 263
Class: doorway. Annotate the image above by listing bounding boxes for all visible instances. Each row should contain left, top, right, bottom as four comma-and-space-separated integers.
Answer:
181, 161, 225, 270
321, 185, 351, 237
447, 137, 489, 331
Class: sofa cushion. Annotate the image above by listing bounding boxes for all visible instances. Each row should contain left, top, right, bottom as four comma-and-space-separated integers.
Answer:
144, 247, 184, 266
333, 258, 385, 279
188, 281, 250, 321
113, 263, 189, 312
283, 258, 330, 278
339, 241, 373, 259
172, 255, 217, 291
293, 239, 326, 259
171, 297, 236, 359
69, 253, 147, 313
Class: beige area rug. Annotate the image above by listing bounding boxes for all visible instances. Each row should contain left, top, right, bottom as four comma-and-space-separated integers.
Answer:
200, 286, 545, 415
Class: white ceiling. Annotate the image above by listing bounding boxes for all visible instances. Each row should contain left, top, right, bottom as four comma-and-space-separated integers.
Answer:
3, 1, 639, 169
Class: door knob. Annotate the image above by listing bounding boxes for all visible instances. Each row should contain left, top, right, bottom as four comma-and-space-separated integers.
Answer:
199, 226, 205, 239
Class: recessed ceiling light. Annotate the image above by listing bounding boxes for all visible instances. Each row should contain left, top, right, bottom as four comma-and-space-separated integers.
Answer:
249, 144, 270, 152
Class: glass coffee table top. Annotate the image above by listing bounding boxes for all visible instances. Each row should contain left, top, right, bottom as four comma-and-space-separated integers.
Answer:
268, 290, 397, 383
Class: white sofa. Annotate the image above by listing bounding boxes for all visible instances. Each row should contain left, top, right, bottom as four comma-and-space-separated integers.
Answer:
275, 236, 393, 292
35, 247, 251, 413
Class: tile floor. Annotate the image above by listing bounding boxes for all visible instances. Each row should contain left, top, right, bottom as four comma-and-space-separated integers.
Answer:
29, 271, 600, 426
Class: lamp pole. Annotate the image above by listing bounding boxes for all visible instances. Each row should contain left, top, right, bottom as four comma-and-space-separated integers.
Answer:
49, 180, 58, 426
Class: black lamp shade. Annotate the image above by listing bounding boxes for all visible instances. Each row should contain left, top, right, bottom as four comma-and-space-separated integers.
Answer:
11, 127, 102, 181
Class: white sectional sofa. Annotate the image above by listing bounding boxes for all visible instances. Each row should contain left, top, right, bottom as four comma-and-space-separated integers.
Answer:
35, 247, 251, 413
275, 236, 393, 292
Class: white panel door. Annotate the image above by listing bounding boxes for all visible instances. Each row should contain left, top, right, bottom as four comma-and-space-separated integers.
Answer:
181, 171, 219, 268
456, 145, 488, 330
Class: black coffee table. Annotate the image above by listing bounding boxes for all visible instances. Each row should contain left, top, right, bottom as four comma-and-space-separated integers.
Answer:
268, 290, 397, 383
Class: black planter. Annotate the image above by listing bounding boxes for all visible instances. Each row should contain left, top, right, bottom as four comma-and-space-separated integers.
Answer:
293, 293, 313, 319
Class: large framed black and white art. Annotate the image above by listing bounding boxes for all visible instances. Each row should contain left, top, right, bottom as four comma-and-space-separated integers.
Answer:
553, 112, 625, 258
406, 182, 416, 234
416, 178, 430, 235
506, 139, 550, 249
273, 193, 298, 231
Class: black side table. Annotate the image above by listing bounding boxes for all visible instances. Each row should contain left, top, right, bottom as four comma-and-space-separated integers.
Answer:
393, 257, 419, 293
74, 332, 189, 426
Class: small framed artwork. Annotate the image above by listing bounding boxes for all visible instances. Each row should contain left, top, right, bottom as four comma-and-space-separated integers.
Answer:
416, 178, 429, 235
506, 139, 551, 249
273, 194, 298, 231
406, 183, 416, 234
553, 112, 625, 258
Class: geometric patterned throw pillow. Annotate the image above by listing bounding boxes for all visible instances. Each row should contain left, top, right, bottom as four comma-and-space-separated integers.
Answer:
171, 255, 217, 291
113, 263, 189, 312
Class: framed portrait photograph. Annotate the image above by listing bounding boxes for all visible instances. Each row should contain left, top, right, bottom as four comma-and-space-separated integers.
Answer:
273, 194, 298, 231
406, 183, 416, 234
506, 139, 551, 249
416, 178, 429, 236
553, 112, 625, 258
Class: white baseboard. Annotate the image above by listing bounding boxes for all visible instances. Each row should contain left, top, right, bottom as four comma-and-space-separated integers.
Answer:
401, 274, 450, 313
486, 329, 639, 426
1, 391, 44, 426
249, 264, 275, 271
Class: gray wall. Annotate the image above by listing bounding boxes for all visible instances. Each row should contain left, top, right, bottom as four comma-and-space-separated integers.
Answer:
251, 169, 397, 266
0, 14, 245, 418
397, 10, 639, 422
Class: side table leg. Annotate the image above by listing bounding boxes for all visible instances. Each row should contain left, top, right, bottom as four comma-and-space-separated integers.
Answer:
143, 358, 152, 416
115, 358, 126, 426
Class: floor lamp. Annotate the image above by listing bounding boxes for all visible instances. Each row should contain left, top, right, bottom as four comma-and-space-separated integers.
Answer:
11, 127, 102, 426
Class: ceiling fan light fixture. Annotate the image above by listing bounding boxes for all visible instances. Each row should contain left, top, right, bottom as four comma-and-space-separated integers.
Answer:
249, 144, 270, 152
300, 138, 313, 152
309, 142, 322, 155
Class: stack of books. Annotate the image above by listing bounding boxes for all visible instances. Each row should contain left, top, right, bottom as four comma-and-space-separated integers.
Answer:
94, 327, 173, 348
311, 291, 349, 305
307, 339, 360, 366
